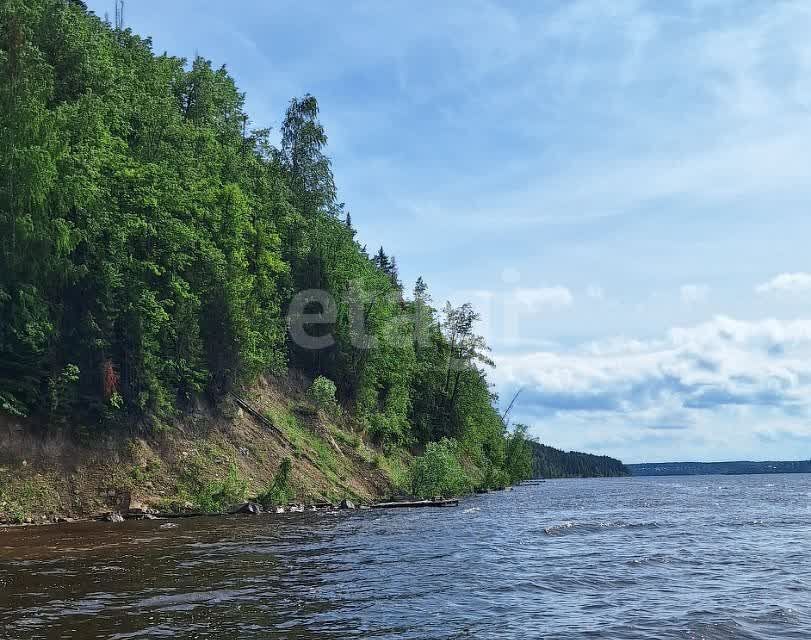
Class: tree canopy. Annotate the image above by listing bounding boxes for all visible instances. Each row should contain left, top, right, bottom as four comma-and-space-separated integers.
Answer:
528, 440, 630, 478
0, 0, 538, 488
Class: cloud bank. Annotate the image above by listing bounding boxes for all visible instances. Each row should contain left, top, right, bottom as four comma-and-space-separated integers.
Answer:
496, 315, 811, 424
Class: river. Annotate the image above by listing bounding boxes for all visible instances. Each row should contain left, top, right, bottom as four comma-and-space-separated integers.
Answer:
1, 474, 810, 639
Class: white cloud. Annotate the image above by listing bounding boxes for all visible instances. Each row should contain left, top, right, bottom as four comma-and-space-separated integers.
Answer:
513, 286, 573, 311
586, 284, 604, 300
680, 283, 710, 304
755, 272, 811, 295
494, 315, 811, 423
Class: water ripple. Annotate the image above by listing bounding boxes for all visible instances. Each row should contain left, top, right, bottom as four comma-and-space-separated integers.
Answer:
1, 475, 811, 639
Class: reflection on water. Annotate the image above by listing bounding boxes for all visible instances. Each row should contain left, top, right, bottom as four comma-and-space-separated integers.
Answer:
2, 475, 811, 639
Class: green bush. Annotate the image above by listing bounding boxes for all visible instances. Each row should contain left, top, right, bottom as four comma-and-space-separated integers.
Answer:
257, 457, 294, 507
480, 461, 509, 491
365, 411, 413, 452
307, 376, 341, 416
410, 438, 471, 498
366, 413, 396, 448
193, 464, 248, 513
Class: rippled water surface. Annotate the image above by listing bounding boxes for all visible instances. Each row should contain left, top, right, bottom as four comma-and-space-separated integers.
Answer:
2, 474, 811, 639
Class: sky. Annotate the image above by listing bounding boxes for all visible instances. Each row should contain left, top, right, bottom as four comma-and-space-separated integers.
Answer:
86, 0, 811, 463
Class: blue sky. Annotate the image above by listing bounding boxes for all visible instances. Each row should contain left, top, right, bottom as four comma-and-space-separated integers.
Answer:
86, 0, 811, 463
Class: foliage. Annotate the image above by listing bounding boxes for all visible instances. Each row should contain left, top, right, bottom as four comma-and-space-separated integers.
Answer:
0, 474, 62, 524
0, 1, 288, 420
0, 0, 569, 491
307, 375, 340, 416
410, 438, 471, 498
47, 364, 80, 422
529, 441, 629, 478
480, 462, 510, 491
257, 456, 294, 507
503, 424, 534, 484
190, 463, 248, 513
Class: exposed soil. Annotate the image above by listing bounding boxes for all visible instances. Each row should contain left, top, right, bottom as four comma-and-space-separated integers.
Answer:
0, 376, 402, 525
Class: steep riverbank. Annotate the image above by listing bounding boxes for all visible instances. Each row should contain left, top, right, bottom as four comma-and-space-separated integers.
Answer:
0, 376, 410, 525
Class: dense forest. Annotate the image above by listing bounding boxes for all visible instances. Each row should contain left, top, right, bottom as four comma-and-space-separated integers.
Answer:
529, 441, 629, 478
629, 460, 811, 476
0, 0, 534, 490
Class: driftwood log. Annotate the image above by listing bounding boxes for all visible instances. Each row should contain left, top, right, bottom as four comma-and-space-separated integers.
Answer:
372, 498, 458, 509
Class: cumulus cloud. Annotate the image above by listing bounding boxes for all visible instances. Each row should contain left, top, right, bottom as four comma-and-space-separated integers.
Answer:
494, 316, 811, 425
755, 272, 811, 295
680, 283, 709, 304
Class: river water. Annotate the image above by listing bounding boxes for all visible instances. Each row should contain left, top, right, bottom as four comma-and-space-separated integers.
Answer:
1, 474, 810, 639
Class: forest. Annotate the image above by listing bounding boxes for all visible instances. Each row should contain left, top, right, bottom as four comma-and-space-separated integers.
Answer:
0, 0, 536, 492
628, 460, 811, 476
529, 441, 629, 478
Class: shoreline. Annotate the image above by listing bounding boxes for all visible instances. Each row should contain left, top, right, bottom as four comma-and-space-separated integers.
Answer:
0, 495, 467, 529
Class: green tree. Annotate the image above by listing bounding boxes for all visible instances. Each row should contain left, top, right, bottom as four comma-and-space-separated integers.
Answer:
0, 0, 540, 494
410, 438, 471, 498
503, 424, 533, 484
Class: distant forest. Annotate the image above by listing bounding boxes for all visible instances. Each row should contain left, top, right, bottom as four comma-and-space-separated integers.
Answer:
629, 461, 811, 476
529, 442, 629, 478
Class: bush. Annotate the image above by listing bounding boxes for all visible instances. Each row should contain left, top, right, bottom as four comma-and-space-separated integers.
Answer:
193, 464, 248, 513
257, 457, 294, 507
480, 461, 509, 491
366, 413, 396, 449
410, 438, 471, 498
366, 411, 412, 452
307, 376, 341, 416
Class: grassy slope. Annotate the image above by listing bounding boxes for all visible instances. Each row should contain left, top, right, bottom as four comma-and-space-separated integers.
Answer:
0, 376, 412, 524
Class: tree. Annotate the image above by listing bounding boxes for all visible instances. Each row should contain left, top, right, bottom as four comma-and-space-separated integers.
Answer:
503, 424, 533, 484
0, 0, 537, 495
278, 94, 336, 217
0, 0, 62, 416
410, 438, 470, 498
440, 302, 494, 433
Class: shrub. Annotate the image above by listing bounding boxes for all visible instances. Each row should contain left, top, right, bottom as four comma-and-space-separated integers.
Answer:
366, 413, 395, 448
257, 457, 294, 507
366, 412, 411, 452
480, 461, 509, 491
193, 464, 248, 513
410, 438, 471, 498
307, 376, 341, 416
